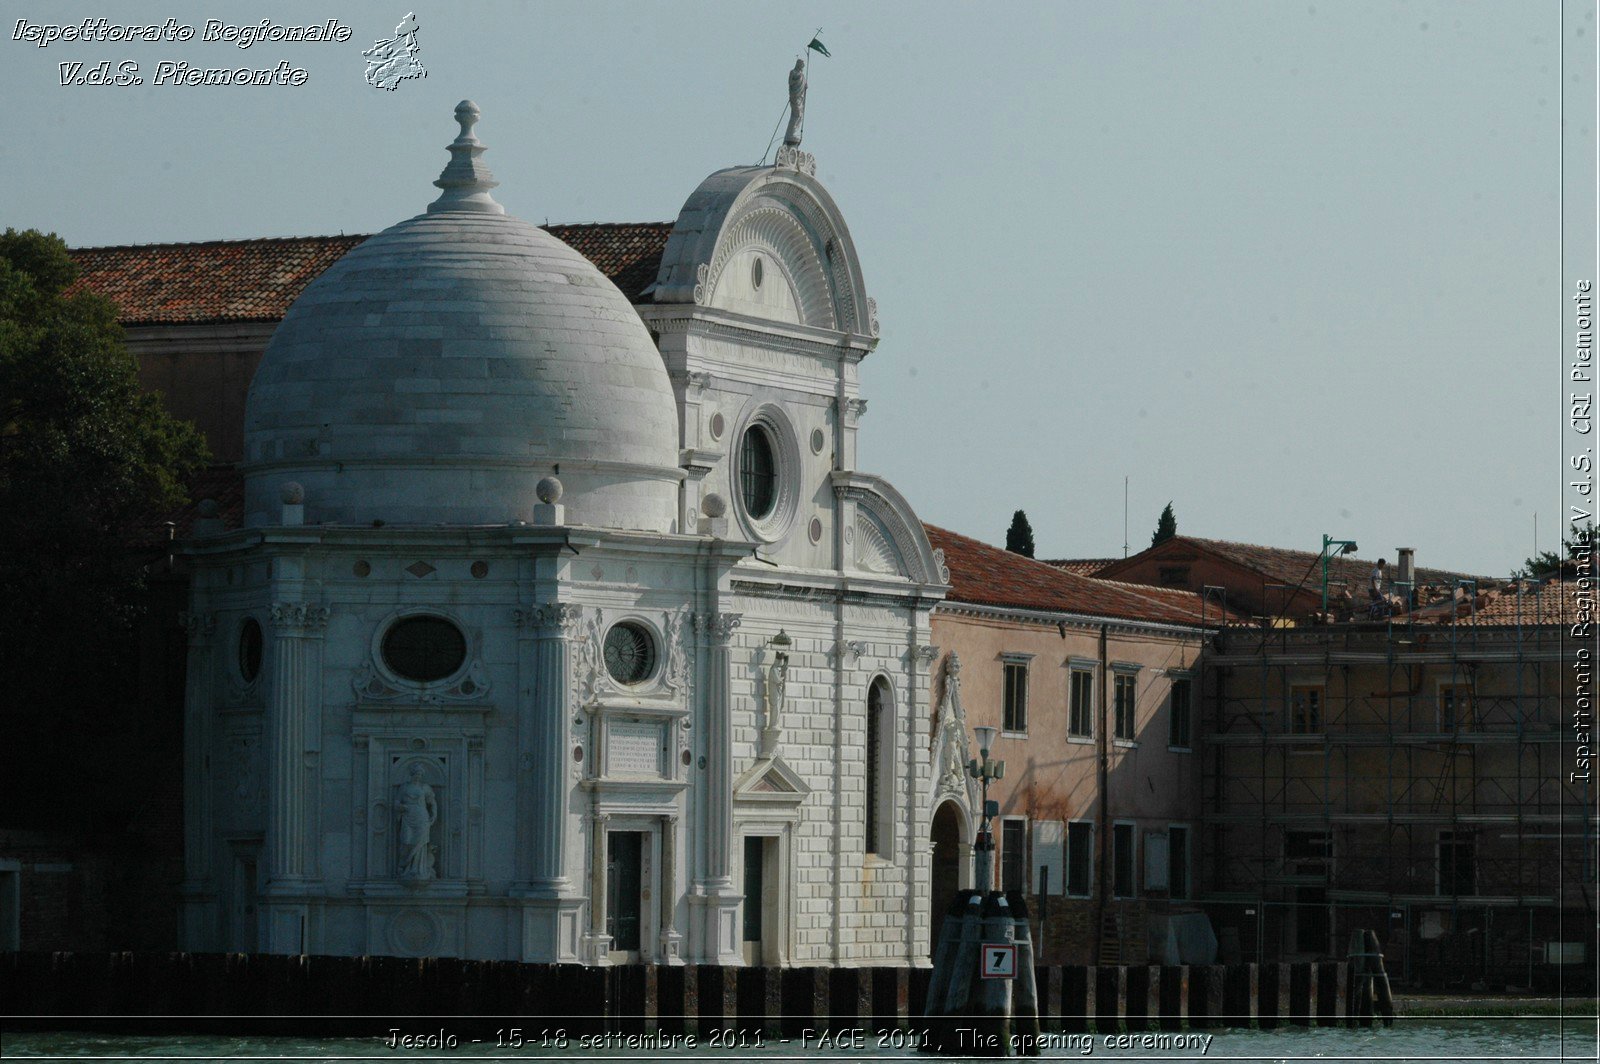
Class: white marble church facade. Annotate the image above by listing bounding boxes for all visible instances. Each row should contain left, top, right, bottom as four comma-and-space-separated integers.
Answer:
176, 100, 949, 965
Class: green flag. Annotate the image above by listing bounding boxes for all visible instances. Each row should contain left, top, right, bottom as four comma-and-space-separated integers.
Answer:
807, 36, 830, 58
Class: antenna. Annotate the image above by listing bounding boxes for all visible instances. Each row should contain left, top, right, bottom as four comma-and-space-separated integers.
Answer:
1123, 475, 1129, 558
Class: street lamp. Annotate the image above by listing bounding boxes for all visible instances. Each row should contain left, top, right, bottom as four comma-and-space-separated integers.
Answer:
967, 725, 1005, 892
1320, 533, 1360, 614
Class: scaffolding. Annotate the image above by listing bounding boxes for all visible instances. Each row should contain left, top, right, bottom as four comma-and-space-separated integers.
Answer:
1196, 580, 1597, 990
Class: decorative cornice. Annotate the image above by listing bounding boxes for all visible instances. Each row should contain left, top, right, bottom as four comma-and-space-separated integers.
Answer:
268, 602, 329, 632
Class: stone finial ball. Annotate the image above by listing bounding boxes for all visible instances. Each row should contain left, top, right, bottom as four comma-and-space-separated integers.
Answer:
280, 481, 305, 505
701, 492, 728, 519
536, 476, 564, 504
197, 498, 220, 518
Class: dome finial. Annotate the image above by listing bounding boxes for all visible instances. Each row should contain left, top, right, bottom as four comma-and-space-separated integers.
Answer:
428, 99, 504, 215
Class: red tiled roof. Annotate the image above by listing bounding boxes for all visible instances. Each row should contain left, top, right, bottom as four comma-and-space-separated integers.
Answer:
1101, 535, 1487, 600
1410, 577, 1572, 626
926, 525, 1242, 627
67, 223, 673, 325
1041, 558, 1118, 577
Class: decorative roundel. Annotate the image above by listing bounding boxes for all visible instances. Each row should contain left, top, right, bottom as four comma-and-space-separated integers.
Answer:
809, 517, 824, 544
603, 621, 657, 685
810, 427, 825, 455
353, 559, 371, 577
237, 618, 263, 683
470, 560, 489, 579
751, 256, 764, 290
709, 412, 725, 440
382, 615, 468, 683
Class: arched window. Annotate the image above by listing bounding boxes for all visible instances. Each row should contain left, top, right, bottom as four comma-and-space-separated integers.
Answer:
866, 678, 893, 856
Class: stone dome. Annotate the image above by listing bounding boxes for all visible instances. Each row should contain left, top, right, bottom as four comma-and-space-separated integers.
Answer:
242, 101, 682, 531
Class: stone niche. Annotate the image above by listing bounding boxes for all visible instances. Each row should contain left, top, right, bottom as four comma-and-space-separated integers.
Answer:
350, 717, 487, 895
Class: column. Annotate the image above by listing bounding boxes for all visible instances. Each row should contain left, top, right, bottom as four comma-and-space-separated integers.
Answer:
521, 602, 581, 893
584, 811, 612, 964
178, 610, 216, 948
660, 814, 682, 962
692, 611, 741, 963
262, 600, 328, 953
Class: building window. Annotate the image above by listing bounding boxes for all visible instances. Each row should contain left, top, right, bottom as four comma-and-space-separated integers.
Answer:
381, 615, 468, 683
739, 424, 778, 519
603, 621, 657, 685
1001, 819, 1027, 892
1438, 683, 1472, 731
1158, 565, 1190, 587
237, 618, 263, 683
1113, 674, 1137, 740
1066, 821, 1093, 897
866, 678, 892, 856
1112, 823, 1136, 898
1289, 685, 1323, 734
1169, 825, 1190, 900
1169, 678, 1192, 748
1437, 830, 1476, 896
1069, 669, 1094, 738
1003, 659, 1029, 733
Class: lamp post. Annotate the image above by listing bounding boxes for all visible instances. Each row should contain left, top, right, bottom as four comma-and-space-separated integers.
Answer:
967, 725, 1005, 892
1320, 533, 1360, 614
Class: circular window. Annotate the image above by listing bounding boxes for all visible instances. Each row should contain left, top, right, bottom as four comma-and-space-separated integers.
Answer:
604, 622, 656, 685
382, 616, 468, 683
238, 618, 263, 683
739, 424, 779, 520
751, 256, 764, 290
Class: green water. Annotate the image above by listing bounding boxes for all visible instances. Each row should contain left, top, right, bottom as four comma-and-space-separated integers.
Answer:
3, 1018, 1597, 1062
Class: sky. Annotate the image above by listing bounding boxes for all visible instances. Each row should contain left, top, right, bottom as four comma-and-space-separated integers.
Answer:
2, 0, 1594, 576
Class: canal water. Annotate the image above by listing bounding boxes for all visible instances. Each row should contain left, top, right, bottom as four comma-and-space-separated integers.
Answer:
3, 1017, 1597, 1062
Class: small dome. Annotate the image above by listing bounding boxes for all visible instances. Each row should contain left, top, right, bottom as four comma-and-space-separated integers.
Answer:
242, 102, 682, 531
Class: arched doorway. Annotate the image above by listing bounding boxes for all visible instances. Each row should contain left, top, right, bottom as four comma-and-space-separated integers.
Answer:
929, 799, 966, 956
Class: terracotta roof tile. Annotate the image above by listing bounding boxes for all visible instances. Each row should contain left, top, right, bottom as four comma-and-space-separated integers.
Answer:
926, 525, 1242, 627
1041, 558, 1118, 576
67, 223, 673, 325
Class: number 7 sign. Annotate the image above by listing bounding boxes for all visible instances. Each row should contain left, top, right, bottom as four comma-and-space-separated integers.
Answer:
981, 943, 1016, 979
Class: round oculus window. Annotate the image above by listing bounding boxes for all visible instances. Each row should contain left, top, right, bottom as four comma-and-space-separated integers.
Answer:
382, 616, 468, 683
751, 256, 764, 290
604, 622, 656, 685
739, 424, 779, 520
238, 618, 263, 683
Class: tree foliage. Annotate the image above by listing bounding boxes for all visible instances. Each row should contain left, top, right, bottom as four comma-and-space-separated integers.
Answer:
0, 228, 207, 824
1517, 522, 1596, 579
1151, 501, 1178, 548
1005, 509, 1035, 558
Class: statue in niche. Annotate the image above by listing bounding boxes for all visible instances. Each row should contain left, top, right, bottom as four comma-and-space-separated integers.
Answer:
765, 649, 789, 733
784, 58, 807, 147
396, 763, 438, 881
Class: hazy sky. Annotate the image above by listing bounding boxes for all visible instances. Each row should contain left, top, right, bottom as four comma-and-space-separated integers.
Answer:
3, 1, 1594, 575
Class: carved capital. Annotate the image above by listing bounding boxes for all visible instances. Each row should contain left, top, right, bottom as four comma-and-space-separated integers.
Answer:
693, 611, 742, 645
517, 601, 584, 636
914, 644, 940, 666
836, 639, 866, 664
684, 370, 713, 395
268, 602, 329, 632
180, 610, 216, 644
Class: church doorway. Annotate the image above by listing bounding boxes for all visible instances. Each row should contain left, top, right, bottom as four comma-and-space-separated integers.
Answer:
606, 831, 645, 963
741, 834, 780, 965
930, 800, 966, 956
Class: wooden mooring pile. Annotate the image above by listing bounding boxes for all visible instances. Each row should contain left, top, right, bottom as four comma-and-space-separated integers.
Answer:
2, 943, 1394, 1042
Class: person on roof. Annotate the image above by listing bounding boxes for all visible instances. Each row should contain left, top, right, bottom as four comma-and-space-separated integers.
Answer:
1369, 558, 1389, 609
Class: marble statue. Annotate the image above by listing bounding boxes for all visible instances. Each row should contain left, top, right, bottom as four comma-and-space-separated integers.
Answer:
784, 59, 806, 147
396, 763, 438, 880
765, 650, 789, 733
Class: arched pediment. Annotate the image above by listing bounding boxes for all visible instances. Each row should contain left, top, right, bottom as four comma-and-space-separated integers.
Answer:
653, 165, 878, 339
830, 471, 949, 589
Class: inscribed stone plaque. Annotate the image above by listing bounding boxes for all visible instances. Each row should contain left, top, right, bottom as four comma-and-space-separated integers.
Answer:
608, 720, 663, 777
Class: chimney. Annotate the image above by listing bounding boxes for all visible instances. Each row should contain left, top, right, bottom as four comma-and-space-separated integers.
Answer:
1396, 547, 1415, 589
